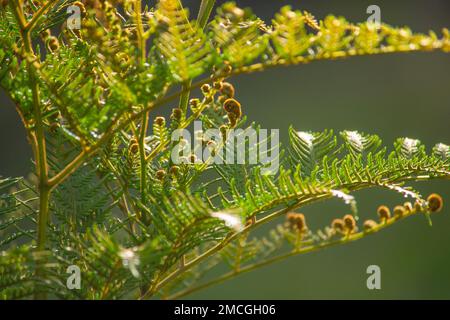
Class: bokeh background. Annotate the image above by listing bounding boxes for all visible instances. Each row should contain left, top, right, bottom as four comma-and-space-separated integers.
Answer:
1, 0, 449, 299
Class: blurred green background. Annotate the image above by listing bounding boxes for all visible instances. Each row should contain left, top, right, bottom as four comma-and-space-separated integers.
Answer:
1, 0, 449, 299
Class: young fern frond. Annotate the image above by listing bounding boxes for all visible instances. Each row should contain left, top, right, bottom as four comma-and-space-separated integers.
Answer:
0, 177, 38, 250
288, 127, 338, 176
156, 0, 217, 82
0, 0, 448, 300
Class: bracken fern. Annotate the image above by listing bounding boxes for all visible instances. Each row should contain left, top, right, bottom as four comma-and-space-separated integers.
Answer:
0, 0, 449, 299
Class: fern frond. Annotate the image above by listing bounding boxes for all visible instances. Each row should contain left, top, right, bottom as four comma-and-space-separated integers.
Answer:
0, 245, 56, 300
433, 143, 450, 160
210, 5, 449, 78
1, 1, 449, 301
0, 178, 38, 250
0, 245, 36, 300
0, 8, 20, 85
138, 192, 230, 253
209, 3, 269, 67
156, 0, 217, 82
40, 41, 137, 139
395, 137, 425, 159
271, 6, 316, 59
52, 164, 115, 232
288, 126, 337, 176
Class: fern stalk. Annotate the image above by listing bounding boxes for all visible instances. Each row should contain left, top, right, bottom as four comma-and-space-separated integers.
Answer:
134, 0, 150, 203
10, 1, 51, 299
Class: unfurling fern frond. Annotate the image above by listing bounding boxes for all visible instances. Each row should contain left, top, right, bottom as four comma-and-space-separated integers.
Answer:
395, 137, 425, 159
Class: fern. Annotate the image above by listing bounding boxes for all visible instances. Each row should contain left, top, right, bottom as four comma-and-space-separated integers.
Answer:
157, 0, 217, 82
209, 3, 269, 66
0, 0, 448, 300
0, 177, 38, 250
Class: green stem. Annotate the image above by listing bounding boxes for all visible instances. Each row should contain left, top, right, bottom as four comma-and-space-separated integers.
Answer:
197, 0, 216, 29
134, 0, 146, 64
36, 186, 50, 251
178, 0, 216, 117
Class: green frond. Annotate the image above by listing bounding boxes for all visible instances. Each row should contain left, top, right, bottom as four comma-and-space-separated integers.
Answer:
52, 227, 139, 299
212, 129, 448, 224
271, 6, 315, 59
0, 245, 56, 300
35, 0, 76, 33
127, 48, 171, 104
214, 124, 276, 193
0, 245, 36, 300
216, 5, 449, 76
0, 1, 449, 300
0, 8, 19, 86
52, 164, 116, 232
433, 143, 450, 161
395, 137, 426, 159
209, 2, 269, 66
40, 41, 137, 139
139, 192, 230, 250
340, 130, 382, 159
156, 0, 217, 82
288, 126, 337, 176
0, 177, 38, 250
